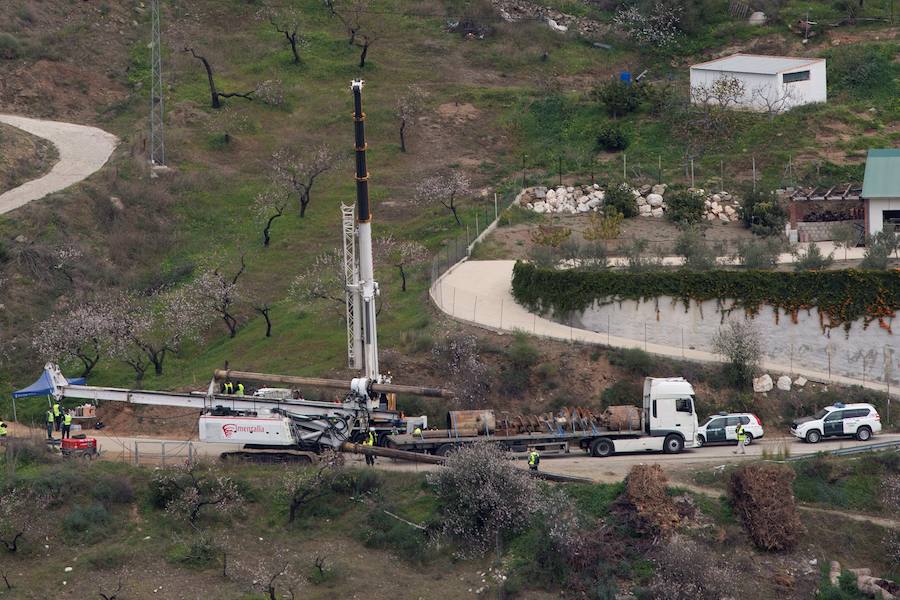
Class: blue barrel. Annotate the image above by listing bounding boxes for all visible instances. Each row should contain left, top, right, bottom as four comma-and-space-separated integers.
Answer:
619, 71, 632, 84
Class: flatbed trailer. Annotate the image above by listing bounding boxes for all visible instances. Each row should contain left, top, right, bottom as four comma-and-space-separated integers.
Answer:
388, 428, 694, 458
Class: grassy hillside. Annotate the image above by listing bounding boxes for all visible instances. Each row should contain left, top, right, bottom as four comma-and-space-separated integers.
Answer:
0, 0, 897, 418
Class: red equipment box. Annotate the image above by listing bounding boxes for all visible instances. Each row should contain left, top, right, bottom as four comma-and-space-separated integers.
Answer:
61, 438, 97, 451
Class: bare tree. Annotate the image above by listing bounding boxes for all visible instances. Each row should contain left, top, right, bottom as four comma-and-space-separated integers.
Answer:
183, 47, 255, 109
395, 85, 426, 152
375, 235, 427, 292
415, 171, 472, 226
750, 84, 797, 120
152, 463, 244, 526
290, 249, 346, 313
98, 575, 124, 600
335, 0, 378, 67
428, 443, 542, 560
193, 255, 246, 338
712, 320, 762, 388
432, 333, 490, 408
258, 3, 308, 64
272, 145, 340, 217
33, 299, 116, 377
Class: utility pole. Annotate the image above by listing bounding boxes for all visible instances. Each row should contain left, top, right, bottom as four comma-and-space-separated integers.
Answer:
149, 0, 166, 166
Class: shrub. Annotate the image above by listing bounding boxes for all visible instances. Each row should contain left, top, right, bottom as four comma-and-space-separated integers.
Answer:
500, 332, 539, 395
593, 80, 641, 117
826, 44, 897, 99
63, 503, 110, 534
604, 184, 638, 218
92, 476, 135, 506
736, 237, 783, 269
596, 123, 629, 152
331, 468, 381, 497
615, 464, 679, 536
622, 238, 662, 272
86, 546, 128, 570
599, 380, 642, 407
0, 34, 22, 60
860, 230, 898, 270
674, 228, 719, 271
167, 535, 217, 568
793, 244, 834, 271
608, 347, 653, 376
712, 320, 761, 389
740, 189, 787, 236
642, 536, 738, 600
361, 508, 432, 563
665, 189, 704, 225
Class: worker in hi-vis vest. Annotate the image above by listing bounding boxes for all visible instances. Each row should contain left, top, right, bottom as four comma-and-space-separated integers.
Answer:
62, 410, 73, 439
46, 409, 54, 440
363, 430, 376, 466
528, 449, 540, 471
52, 400, 61, 432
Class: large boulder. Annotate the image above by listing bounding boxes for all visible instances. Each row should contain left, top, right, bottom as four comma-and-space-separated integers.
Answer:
533, 202, 547, 214
748, 11, 766, 25
647, 193, 664, 207
794, 376, 808, 387
651, 183, 667, 196
753, 374, 773, 393
533, 188, 546, 200
776, 375, 792, 391
639, 204, 652, 216
651, 207, 664, 218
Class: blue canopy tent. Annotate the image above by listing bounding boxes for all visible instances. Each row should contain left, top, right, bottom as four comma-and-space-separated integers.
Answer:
10, 369, 85, 422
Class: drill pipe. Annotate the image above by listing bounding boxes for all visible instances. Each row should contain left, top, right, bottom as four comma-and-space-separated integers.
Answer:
214, 369, 454, 399
339, 442, 591, 483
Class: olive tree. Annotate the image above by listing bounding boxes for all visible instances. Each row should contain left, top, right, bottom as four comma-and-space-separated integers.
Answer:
712, 320, 762, 388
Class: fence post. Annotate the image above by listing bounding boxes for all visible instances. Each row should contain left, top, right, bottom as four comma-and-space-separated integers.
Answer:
473, 296, 478, 321
494, 193, 498, 221
161, 442, 166, 466
752, 156, 757, 193
681, 327, 685, 358
690, 158, 695, 188
607, 315, 610, 345
466, 224, 470, 248
644, 322, 648, 350
499, 299, 504, 329
475, 211, 479, 237
452, 288, 456, 316
134, 442, 139, 466
623, 153, 627, 180
658, 155, 662, 184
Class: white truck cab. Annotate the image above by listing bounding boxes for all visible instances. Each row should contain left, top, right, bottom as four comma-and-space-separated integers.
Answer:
597, 377, 699, 455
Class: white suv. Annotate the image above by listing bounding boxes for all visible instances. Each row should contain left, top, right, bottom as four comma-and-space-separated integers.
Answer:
697, 413, 764, 447
791, 403, 881, 443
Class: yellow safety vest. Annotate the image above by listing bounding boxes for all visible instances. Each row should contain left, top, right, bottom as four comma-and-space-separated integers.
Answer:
52, 403, 61, 417
224, 382, 233, 394
0, 422, 7, 436
47, 411, 54, 423
736, 424, 746, 440
64, 414, 72, 426
363, 432, 375, 446
528, 451, 539, 466
413, 427, 422, 436
236, 383, 245, 396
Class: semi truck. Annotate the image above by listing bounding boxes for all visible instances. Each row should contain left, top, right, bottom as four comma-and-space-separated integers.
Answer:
388, 377, 700, 457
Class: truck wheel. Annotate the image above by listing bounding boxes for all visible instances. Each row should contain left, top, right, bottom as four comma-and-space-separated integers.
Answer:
856, 426, 872, 442
805, 430, 821, 444
663, 435, 684, 454
743, 433, 753, 446
590, 438, 614, 458
435, 444, 455, 457
696, 435, 705, 448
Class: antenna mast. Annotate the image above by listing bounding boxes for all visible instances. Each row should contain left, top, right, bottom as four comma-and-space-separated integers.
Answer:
149, 0, 166, 166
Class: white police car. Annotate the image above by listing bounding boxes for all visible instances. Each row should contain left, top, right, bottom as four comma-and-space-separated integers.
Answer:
791, 403, 881, 443
697, 412, 764, 447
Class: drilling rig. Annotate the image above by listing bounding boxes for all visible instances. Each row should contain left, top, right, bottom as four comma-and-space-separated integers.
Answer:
37, 80, 452, 463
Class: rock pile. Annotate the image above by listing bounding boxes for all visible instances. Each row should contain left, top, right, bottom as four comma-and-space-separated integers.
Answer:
519, 183, 743, 222
700, 190, 740, 223
520, 184, 606, 215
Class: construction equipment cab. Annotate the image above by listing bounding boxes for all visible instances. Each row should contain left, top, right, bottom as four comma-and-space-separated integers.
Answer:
639, 377, 700, 453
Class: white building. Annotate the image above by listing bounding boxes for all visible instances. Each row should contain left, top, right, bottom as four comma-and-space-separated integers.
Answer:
862, 149, 900, 236
689, 54, 827, 111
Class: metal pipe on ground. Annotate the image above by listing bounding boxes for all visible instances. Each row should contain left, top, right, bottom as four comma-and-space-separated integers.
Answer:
214, 369, 454, 399
339, 442, 592, 483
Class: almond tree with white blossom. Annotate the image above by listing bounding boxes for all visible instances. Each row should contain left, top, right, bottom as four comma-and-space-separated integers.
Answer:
415, 171, 471, 226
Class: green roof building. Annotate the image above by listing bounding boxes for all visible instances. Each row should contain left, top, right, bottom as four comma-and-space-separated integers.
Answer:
862, 149, 900, 235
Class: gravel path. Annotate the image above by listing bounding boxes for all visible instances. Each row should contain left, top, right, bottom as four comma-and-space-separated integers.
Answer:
0, 114, 118, 215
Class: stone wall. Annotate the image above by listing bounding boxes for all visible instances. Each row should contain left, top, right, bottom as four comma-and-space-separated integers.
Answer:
797, 220, 863, 242
570, 296, 898, 386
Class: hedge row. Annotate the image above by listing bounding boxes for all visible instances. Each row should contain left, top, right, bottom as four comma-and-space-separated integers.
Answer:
511, 262, 900, 332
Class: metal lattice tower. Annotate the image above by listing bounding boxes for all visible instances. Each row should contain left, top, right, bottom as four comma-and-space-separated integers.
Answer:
341, 203, 362, 371
149, 0, 165, 166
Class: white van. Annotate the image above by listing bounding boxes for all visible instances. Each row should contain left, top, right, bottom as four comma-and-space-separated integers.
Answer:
790, 403, 881, 443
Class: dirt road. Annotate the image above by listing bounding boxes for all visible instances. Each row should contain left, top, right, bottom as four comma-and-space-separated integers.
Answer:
0, 114, 118, 214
